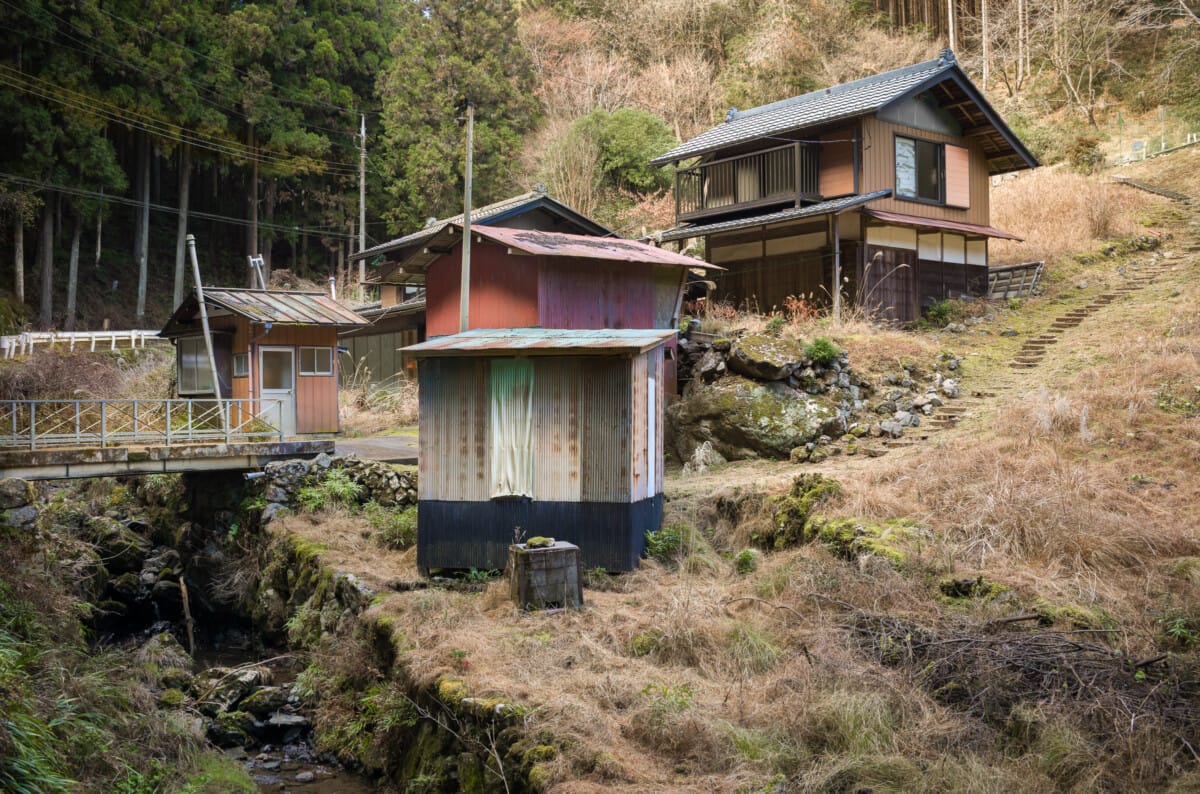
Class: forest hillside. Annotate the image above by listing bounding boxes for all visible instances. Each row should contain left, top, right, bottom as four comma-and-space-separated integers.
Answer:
1, 0, 1198, 331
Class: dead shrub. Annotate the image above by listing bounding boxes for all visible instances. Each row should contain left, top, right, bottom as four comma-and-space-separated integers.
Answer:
338, 360, 418, 435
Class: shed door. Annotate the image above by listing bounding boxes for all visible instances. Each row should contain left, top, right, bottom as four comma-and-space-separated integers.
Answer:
259, 347, 297, 437
490, 358, 534, 499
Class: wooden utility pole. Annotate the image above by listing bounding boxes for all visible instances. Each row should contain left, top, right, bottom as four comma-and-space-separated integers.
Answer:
459, 103, 475, 334
39, 197, 53, 328
65, 211, 81, 331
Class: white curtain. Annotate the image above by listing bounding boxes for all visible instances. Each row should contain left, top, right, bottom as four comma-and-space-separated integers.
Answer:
489, 358, 534, 499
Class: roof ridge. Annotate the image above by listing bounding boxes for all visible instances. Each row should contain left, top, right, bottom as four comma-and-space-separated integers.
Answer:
733, 56, 947, 122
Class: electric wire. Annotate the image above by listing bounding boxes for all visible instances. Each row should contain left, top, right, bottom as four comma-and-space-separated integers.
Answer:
0, 171, 356, 239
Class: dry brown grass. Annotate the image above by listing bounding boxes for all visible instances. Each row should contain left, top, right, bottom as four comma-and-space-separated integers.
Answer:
338, 362, 418, 436
990, 167, 1163, 265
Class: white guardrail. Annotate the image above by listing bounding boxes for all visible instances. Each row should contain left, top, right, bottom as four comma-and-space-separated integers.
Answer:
1, 330, 164, 359
0, 398, 285, 450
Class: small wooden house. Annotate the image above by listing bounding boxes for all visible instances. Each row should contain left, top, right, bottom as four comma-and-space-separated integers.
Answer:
387, 224, 716, 395
160, 288, 367, 436
652, 49, 1038, 322
404, 328, 675, 573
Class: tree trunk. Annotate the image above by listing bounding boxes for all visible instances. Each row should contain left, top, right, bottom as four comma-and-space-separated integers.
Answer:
94, 206, 102, 269
13, 209, 23, 304
39, 197, 53, 328
65, 211, 82, 331
982, 0, 989, 88
264, 176, 277, 283
136, 134, 150, 326
173, 143, 191, 308
246, 125, 258, 286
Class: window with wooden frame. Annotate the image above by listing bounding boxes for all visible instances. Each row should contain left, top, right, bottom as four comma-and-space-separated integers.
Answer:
233, 353, 249, 377
895, 136, 970, 208
299, 346, 333, 376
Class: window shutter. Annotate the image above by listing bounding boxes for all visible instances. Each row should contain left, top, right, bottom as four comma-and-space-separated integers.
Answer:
945, 145, 970, 209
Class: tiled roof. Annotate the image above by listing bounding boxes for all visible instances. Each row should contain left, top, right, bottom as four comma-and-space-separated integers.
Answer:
651, 55, 953, 165
351, 191, 615, 263
404, 328, 676, 357
658, 190, 892, 242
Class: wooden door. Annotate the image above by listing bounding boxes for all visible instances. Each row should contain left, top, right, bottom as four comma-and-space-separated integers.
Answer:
863, 246, 917, 323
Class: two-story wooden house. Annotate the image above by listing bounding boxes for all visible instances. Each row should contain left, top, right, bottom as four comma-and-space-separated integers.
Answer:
652, 50, 1038, 323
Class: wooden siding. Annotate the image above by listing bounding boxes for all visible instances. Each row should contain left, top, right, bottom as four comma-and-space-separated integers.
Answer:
231, 320, 340, 434
863, 245, 918, 323
537, 257, 656, 330
819, 129, 855, 198
380, 285, 401, 308
425, 243, 540, 337
859, 116, 990, 226
713, 250, 828, 312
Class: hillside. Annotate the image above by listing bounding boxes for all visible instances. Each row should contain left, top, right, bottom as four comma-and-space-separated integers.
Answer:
2, 0, 1199, 331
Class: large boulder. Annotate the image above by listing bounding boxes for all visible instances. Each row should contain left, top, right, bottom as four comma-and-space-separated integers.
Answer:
85, 516, 151, 573
727, 335, 806, 381
0, 478, 34, 510
667, 375, 844, 461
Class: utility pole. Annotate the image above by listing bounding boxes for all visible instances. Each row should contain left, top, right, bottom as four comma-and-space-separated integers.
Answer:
981, 0, 989, 89
358, 113, 366, 300
459, 103, 474, 334
947, 0, 956, 53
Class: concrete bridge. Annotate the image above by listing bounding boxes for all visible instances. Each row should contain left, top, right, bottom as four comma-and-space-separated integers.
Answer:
0, 398, 331, 480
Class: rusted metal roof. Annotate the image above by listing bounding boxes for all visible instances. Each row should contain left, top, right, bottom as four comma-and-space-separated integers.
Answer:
351, 190, 615, 263
404, 328, 676, 357
388, 224, 720, 280
863, 209, 1023, 241
200, 288, 368, 326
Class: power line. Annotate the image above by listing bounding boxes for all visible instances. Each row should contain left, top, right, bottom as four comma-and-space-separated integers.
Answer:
0, 66, 360, 175
0, 171, 356, 239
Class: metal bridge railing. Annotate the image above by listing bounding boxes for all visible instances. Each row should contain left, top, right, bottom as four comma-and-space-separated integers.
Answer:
0, 398, 285, 450
0, 330, 165, 359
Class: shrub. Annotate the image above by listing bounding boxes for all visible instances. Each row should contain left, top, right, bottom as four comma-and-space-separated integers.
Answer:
296, 468, 363, 512
734, 549, 758, 575
366, 503, 418, 550
644, 524, 684, 565
765, 315, 786, 337
804, 336, 841, 366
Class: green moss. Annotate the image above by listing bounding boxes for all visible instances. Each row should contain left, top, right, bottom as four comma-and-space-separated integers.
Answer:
525, 536, 554, 548
753, 474, 842, 550
521, 744, 558, 765
527, 763, 555, 790
1031, 599, 1117, 630
630, 630, 662, 657
809, 517, 925, 569
938, 576, 1011, 603
177, 756, 257, 794
436, 677, 468, 706
157, 688, 187, 708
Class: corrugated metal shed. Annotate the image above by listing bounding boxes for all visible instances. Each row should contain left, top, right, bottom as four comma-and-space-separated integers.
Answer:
404, 328, 676, 357
658, 190, 891, 243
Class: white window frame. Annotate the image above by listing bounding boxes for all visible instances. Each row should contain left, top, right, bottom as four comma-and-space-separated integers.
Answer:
299, 346, 333, 376
177, 337, 215, 395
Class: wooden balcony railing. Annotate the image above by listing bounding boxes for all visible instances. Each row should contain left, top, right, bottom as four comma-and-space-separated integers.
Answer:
675, 143, 820, 222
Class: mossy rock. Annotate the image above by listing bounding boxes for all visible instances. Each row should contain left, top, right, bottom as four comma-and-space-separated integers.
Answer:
668, 375, 843, 461
158, 688, 188, 708
728, 334, 806, 380
207, 710, 256, 748
753, 474, 842, 550
525, 536, 554, 549
85, 516, 150, 573
938, 576, 1011, 602
238, 686, 288, 718
809, 517, 925, 569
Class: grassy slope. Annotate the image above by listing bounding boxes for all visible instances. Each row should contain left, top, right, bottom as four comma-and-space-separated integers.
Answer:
282, 156, 1200, 792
